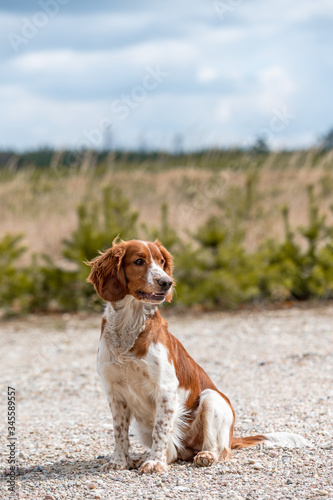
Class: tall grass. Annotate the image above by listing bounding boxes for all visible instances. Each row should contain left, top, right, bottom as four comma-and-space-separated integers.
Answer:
1, 149, 333, 263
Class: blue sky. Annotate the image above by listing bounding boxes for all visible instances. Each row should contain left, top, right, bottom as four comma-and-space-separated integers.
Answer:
1, 0, 333, 151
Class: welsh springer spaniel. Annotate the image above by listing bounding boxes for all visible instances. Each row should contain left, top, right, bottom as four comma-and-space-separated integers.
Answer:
87, 239, 307, 474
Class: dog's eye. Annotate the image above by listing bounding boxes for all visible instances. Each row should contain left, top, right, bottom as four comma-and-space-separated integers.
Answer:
134, 259, 144, 266
160, 259, 164, 266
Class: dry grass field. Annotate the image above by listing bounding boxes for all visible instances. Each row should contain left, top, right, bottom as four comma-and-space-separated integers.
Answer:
1, 149, 333, 264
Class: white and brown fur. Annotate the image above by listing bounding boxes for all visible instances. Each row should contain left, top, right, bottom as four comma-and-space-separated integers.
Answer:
87, 239, 308, 474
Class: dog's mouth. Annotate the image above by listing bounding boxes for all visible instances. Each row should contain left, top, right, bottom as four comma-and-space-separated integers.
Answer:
136, 291, 167, 302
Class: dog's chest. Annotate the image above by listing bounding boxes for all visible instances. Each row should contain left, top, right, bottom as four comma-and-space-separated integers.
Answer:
97, 337, 179, 423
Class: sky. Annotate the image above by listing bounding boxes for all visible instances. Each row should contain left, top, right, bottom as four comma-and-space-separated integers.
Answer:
1, 0, 333, 152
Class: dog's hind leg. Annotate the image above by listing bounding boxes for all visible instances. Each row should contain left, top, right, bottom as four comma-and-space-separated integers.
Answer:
190, 389, 234, 467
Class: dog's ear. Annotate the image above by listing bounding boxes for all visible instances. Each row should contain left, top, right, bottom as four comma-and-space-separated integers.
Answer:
86, 240, 127, 302
154, 240, 174, 303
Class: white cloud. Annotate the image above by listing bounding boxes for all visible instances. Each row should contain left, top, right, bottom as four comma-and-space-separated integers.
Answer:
256, 66, 296, 111
216, 98, 233, 122
0, 84, 109, 149
197, 67, 218, 83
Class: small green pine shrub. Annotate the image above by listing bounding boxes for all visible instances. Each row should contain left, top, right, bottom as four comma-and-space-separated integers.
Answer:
0, 235, 81, 314
215, 166, 262, 223
258, 187, 333, 300
27, 255, 82, 312
1, 182, 333, 315
0, 234, 31, 314
144, 203, 182, 253
63, 185, 139, 265
0, 186, 139, 315
174, 216, 260, 309
60, 185, 139, 309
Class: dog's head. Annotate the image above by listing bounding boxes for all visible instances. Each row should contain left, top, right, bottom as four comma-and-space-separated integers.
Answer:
87, 239, 174, 304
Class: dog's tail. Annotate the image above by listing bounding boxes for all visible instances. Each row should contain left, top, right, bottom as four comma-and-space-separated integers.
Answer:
231, 432, 309, 450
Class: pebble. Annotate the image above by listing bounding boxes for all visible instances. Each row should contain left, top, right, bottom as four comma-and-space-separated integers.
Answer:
252, 463, 263, 470
88, 482, 98, 489
175, 486, 188, 492
90, 490, 103, 499
320, 442, 332, 449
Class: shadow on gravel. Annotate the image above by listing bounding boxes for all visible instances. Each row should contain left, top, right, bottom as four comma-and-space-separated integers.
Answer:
2, 456, 142, 481
3, 457, 194, 482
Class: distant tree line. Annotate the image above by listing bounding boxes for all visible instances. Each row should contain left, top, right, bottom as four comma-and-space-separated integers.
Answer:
1, 125, 333, 170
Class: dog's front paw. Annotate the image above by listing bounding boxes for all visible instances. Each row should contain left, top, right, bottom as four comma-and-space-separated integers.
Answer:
101, 455, 128, 472
140, 459, 167, 474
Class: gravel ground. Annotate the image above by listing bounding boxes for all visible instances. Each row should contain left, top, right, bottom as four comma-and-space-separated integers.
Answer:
1, 305, 333, 500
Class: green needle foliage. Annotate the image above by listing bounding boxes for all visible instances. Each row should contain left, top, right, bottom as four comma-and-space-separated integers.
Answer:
144, 202, 181, 253
1, 182, 333, 315
259, 187, 333, 301
63, 185, 139, 265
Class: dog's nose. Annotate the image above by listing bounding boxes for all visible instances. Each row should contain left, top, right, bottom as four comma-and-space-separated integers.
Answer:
157, 278, 172, 290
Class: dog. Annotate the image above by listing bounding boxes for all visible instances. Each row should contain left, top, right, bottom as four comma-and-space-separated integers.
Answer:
87, 238, 308, 474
